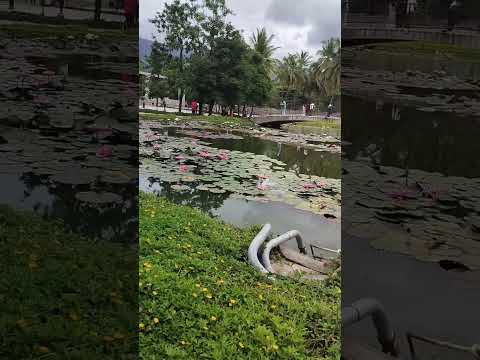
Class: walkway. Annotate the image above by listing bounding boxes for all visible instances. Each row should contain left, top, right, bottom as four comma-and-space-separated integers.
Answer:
0, 0, 124, 22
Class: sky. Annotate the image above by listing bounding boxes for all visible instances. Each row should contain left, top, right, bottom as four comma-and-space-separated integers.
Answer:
139, 0, 340, 59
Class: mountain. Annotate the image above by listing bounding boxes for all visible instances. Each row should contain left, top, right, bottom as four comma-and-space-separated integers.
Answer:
140, 38, 154, 61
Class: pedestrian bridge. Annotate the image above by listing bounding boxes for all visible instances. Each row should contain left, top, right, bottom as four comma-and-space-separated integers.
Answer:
253, 114, 339, 127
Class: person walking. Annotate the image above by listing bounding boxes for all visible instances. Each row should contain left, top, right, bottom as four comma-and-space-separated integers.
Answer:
448, 0, 460, 31
327, 103, 334, 118
58, 0, 64, 17
280, 100, 286, 116
191, 100, 198, 115
406, 0, 416, 14
309, 102, 315, 114
124, 0, 136, 29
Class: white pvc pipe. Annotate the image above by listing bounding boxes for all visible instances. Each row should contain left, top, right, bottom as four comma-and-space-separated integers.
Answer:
262, 230, 306, 273
247, 223, 271, 273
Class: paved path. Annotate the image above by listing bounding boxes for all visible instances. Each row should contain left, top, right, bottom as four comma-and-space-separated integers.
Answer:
254, 114, 340, 126
0, 1, 124, 22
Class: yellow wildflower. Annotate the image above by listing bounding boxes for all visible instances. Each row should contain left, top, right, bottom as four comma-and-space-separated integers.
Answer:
139, 323, 145, 330
210, 316, 217, 321
153, 317, 159, 324
36, 346, 50, 354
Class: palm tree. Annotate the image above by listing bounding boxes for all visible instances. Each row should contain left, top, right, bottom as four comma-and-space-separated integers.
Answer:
277, 52, 311, 91
312, 37, 340, 101
250, 27, 279, 76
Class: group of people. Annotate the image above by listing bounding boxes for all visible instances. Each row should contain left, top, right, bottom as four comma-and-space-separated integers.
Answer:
280, 100, 334, 117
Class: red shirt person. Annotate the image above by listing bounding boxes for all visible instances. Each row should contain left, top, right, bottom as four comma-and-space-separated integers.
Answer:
124, 0, 137, 28
191, 100, 198, 115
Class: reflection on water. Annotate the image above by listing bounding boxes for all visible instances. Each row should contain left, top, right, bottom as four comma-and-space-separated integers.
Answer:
343, 96, 480, 177
342, 43, 480, 357
163, 127, 341, 179
0, 40, 138, 243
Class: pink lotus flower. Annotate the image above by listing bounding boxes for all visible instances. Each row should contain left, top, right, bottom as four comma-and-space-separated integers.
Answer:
96, 145, 112, 158
316, 182, 325, 188
175, 155, 185, 161
257, 183, 269, 191
179, 164, 188, 172
198, 151, 210, 158
387, 189, 417, 201
217, 152, 229, 161
303, 183, 317, 190
153, 144, 161, 151
33, 95, 50, 105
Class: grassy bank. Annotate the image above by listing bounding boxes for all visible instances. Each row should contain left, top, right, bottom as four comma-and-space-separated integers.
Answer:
139, 111, 257, 129
285, 120, 341, 137
370, 41, 480, 62
139, 193, 340, 359
289, 120, 340, 129
0, 205, 137, 358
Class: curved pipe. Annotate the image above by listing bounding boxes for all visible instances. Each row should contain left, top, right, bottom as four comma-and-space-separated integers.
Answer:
343, 298, 400, 357
262, 230, 307, 273
248, 223, 271, 273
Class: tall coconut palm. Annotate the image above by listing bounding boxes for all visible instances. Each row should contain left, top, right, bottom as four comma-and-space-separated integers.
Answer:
312, 37, 340, 100
277, 51, 311, 91
250, 27, 279, 76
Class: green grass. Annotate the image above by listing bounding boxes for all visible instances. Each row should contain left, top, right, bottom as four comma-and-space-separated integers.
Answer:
139, 111, 257, 129
0, 205, 137, 359
139, 192, 340, 360
289, 120, 340, 130
369, 41, 480, 62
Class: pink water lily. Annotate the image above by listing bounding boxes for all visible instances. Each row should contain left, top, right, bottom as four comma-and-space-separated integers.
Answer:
179, 164, 188, 172
387, 189, 418, 201
175, 155, 185, 161
96, 145, 112, 158
153, 144, 161, 151
257, 183, 269, 191
198, 151, 210, 158
303, 183, 317, 190
217, 152, 229, 161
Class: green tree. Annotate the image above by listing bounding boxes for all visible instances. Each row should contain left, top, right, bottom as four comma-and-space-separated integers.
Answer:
250, 27, 279, 76
150, 0, 201, 114
312, 37, 340, 101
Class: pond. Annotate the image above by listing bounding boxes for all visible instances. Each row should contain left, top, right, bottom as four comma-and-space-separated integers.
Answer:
342, 42, 480, 354
140, 121, 341, 254
0, 33, 138, 243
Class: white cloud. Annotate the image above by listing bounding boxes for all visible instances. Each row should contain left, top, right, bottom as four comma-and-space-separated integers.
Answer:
139, 0, 340, 59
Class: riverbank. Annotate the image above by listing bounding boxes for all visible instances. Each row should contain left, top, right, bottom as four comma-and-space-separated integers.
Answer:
139, 111, 257, 129
0, 205, 137, 358
139, 192, 340, 359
